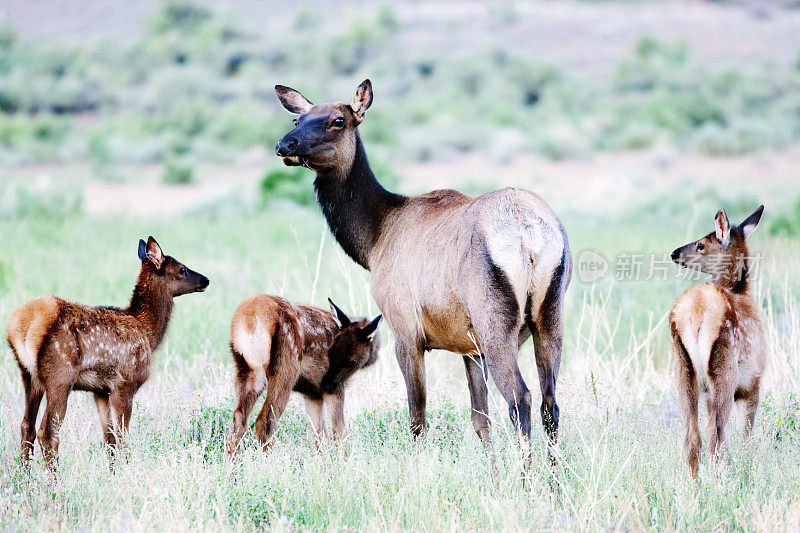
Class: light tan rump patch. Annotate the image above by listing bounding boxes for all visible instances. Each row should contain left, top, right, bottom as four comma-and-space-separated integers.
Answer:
230, 294, 280, 369
6, 295, 61, 375
671, 284, 726, 382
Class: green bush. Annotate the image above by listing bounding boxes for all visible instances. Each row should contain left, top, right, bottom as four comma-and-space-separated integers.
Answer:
162, 159, 194, 184
260, 165, 315, 206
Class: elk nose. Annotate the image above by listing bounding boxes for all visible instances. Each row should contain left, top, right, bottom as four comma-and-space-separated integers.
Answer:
275, 137, 299, 156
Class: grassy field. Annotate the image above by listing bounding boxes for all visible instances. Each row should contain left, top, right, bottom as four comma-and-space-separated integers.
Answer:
2, 0, 800, 531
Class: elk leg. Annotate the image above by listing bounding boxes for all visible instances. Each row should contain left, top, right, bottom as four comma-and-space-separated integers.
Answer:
532, 325, 562, 449
93, 392, 117, 450
484, 346, 532, 441
707, 337, 735, 475
253, 381, 292, 452
673, 329, 701, 477
463, 355, 492, 453
736, 379, 760, 437
529, 253, 568, 463
226, 368, 265, 458
706, 384, 734, 475
20, 369, 44, 462
109, 389, 134, 450
37, 380, 72, 469
326, 390, 348, 455
395, 337, 427, 437
304, 397, 326, 450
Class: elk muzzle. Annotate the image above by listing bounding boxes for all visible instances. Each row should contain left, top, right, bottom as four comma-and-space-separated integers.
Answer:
275, 134, 306, 166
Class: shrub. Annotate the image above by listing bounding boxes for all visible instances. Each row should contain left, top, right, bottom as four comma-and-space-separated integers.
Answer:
162, 159, 194, 184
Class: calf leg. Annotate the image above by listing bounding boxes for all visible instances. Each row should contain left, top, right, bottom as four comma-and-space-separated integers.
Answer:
38, 380, 72, 469
396, 337, 427, 437
94, 392, 117, 450
304, 397, 326, 450
109, 388, 135, 456
253, 381, 293, 452
706, 386, 734, 475
326, 391, 346, 442
19, 369, 44, 462
736, 379, 760, 437
673, 327, 701, 477
707, 338, 736, 475
226, 366, 265, 458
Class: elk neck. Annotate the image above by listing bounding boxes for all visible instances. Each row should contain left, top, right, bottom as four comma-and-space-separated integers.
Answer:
127, 265, 174, 351
713, 243, 750, 295
313, 133, 407, 270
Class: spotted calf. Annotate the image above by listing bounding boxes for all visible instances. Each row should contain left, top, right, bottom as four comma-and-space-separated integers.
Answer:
226, 295, 381, 457
6, 237, 208, 467
669, 205, 766, 477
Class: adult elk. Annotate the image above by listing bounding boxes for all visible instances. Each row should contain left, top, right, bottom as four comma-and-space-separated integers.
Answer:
274, 80, 572, 461
226, 295, 381, 457
670, 205, 766, 477
6, 237, 209, 467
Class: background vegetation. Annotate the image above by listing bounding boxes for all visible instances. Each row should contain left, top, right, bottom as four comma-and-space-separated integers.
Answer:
1, 0, 799, 530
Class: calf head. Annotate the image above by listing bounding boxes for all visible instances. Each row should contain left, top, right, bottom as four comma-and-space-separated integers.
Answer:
137, 236, 210, 297
321, 299, 381, 394
671, 205, 763, 283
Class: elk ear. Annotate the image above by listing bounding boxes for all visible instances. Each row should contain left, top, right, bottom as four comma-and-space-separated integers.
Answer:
350, 79, 373, 124
328, 298, 351, 328
714, 208, 731, 246
275, 85, 313, 115
739, 204, 764, 239
138, 239, 147, 262
359, 314, 382, 341
145, 236, 165, 269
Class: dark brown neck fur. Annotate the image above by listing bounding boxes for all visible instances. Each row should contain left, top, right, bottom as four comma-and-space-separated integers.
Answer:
714, 232, 749, 294
127, 264, 174, 350
314, 133, 407, 270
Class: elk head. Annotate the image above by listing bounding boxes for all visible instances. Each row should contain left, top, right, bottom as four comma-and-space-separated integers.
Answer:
137, 236, 209, 297
321, 298, 381, 394
274, 80, 373, 174
670, 205, 764, 282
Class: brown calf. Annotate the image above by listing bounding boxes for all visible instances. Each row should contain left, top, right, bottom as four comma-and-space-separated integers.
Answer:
226, 295, 381, 457
669, 205, 766, 477
274, 80, 571, 465
6, 237, 208, 467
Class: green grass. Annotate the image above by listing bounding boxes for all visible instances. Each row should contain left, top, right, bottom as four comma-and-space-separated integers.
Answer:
1, 183, 799, 530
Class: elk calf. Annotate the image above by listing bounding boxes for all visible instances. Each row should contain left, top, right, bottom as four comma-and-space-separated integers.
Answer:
226, 296, 381, 456
669, 205, 766, 477
6, 237, 209, 467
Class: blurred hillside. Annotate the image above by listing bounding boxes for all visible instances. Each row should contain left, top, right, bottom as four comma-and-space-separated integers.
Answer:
1, 0, 799, 229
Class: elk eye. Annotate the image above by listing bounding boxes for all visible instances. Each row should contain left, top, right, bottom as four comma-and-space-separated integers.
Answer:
331, 117, 345, 128
348, 358, 358, 367
696, 243, 705, 252
179, 266, 187, 277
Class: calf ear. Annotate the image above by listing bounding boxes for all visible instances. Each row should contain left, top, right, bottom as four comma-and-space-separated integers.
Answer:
275, 85, 313, 115
359, 315, 382, 341
145, 236, 165, 269
714, 208, 731, 246
328, 298, 351, 328
350, 79, 373, 124
739, 204, 764, 239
